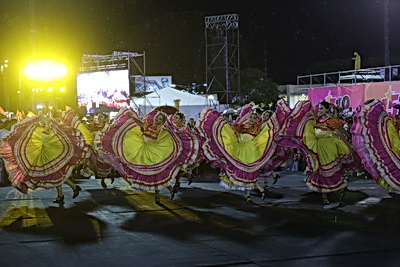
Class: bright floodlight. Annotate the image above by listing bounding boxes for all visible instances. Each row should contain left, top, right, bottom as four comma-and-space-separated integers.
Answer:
24, 60, 68, 82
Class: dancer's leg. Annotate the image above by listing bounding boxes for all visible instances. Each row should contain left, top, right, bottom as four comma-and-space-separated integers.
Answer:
255, 183, 266, 200
65, 178, 82, 199
53, 186, 64, 203
245, 190, 252, 203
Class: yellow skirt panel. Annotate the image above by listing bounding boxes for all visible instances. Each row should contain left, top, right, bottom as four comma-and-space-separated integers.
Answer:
221, 123, 271, 164
26, 127, 64, 166
122, 127, 175, 165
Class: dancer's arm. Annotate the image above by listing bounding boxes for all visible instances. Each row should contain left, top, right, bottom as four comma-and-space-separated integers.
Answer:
131, 115, 144, 128
335, 127, 354, 151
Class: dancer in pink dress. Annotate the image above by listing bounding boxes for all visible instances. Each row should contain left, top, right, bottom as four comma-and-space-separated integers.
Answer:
196, 100, 290, 202
95, 107, 198, 203
277, 100, 358, 206
0, 112, 87, 203
352, 99, 400, 192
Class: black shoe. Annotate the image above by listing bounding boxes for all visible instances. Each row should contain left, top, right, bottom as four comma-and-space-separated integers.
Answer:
53, 196, 64, 204
261, 190, 266, 200
169, 187, 176, 200
170, 190, 175, 200
101, 179, 107, 188
72, 185, 82, 199
272, 174, 280, 185
246, 196, 252, 203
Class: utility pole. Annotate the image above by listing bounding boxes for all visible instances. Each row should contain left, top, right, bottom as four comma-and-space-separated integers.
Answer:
384, 0, 390, 66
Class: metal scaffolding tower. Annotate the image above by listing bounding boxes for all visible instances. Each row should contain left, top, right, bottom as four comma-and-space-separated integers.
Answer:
205, 14, 240, 104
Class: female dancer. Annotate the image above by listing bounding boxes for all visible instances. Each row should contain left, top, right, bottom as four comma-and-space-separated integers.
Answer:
170, 111, 203, 188
170, 112, 192, 188
95, 107, 198, 203
351, 99, 400, 192
196, 100, 290, 202
277, 100, 356, 205
87, 113, 115, 188
0, 112, 87, 203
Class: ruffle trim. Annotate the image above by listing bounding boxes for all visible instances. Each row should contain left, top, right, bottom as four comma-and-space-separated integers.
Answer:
352, 100, 400, 190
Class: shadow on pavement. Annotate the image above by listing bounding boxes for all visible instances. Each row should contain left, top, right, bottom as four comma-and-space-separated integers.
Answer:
2, 184, 400, 247
3, 205, 107, 245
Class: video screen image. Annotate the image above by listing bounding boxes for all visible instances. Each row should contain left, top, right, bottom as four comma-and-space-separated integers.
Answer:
77, 69, 130, 110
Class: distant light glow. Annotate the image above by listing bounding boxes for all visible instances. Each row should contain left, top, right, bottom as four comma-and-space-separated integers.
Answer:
23, 60, 68, 82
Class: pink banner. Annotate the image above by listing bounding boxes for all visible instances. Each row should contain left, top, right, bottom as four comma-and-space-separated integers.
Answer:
308, 84, 365, 110
364, 82, 400, 116
308, 81, 400, 115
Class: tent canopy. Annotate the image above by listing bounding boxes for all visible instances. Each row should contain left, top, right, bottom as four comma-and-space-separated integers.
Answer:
131, 87, 219, 119
132, 87, 211, 106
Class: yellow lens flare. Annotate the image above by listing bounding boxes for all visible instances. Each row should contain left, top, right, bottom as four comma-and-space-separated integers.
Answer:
23, 60, 68, 82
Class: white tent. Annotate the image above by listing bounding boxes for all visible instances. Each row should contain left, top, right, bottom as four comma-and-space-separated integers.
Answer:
131, 87, 219, 119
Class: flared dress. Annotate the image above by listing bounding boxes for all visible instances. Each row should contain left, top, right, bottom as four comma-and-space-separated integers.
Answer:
276, 100, 355, 193
95, 107, 199, 190
196, 100, 290, 189
0, 116, 88, 193
351, 99, 400, 190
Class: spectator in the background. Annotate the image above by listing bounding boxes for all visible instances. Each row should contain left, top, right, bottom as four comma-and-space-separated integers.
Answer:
344, 107, 355, 117
291, 149, 300, 172
344, 116, 354, 134
187, 118, 196, 131
286, 149, 300, 172
0, 118, 17, 140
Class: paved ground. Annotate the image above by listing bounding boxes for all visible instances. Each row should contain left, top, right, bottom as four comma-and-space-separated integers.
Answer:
0, 170, 399, 266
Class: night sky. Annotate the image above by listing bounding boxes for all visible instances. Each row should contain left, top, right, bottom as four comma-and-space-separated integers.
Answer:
0, 0, 399, 85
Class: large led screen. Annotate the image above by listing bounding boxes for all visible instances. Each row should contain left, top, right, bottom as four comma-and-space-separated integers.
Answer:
77, 69, 130, 111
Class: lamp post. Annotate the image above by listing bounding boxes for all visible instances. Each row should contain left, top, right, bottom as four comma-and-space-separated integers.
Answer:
384, 0, 390, 66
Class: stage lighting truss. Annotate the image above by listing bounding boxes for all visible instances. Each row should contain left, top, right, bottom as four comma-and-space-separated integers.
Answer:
80, 51, 144, 73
